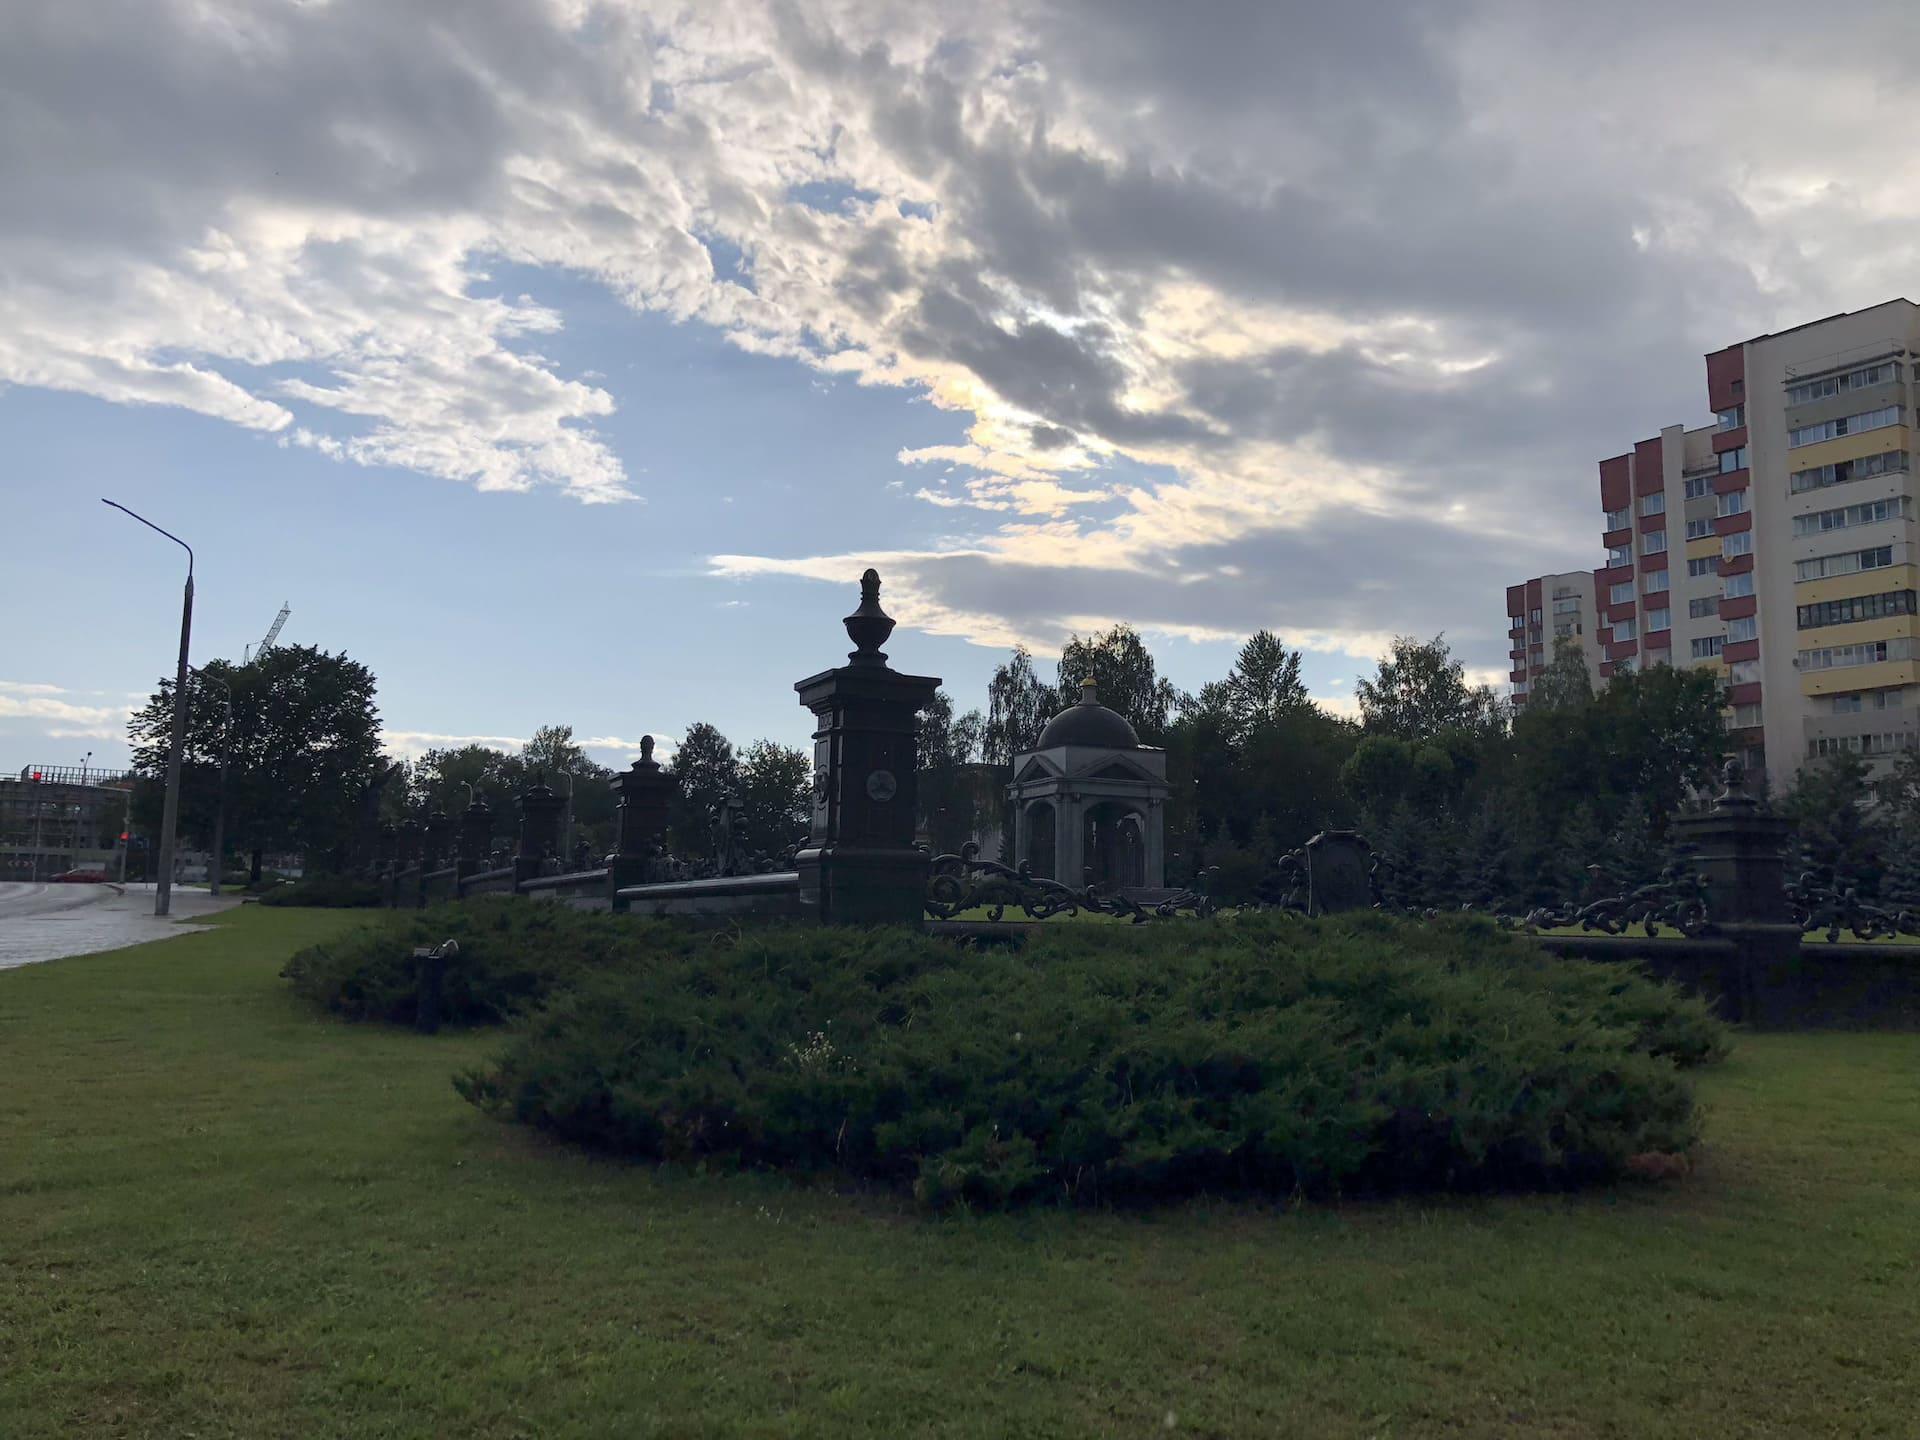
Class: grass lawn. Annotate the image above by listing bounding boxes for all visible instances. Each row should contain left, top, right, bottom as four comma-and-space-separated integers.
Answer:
3, 909, 1917, 1438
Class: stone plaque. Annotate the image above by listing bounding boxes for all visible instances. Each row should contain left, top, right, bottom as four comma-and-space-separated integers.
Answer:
865, 768, 898, 803
1305, 831, 1373, 915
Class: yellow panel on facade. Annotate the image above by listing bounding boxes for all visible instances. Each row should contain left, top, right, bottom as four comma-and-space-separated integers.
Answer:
1795, 564, 1920, 607
1794, 614, 1920, 652
1800, 659, 1920, 698
1685, 534, 1721, 561
1784, 425, 1912, 475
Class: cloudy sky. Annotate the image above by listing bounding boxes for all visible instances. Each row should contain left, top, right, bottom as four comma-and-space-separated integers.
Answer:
6, 0, 1920, 771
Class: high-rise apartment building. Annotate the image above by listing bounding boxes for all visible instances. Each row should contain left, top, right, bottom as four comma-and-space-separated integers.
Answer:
1593, 298, 1920, 793
1506, 570, 1602, 705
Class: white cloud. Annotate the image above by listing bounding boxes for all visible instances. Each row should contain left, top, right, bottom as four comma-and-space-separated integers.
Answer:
0, 683, 127, 736
11, 0, 1920, 670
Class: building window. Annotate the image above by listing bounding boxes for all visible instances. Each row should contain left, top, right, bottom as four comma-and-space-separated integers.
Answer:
1683, 474, 1712, 500
1689, 596, 1717, 618
1645, 607, 1671, 632
1641, 530, 1667, 555
1723, 531, 1754, 559
1785, 360, 1902, 407
1723, 572, 1755, 599
1615, 655, 1637, 675
1688, 556, 1716, 578
1798, 637, 1920, 670
1832, 694, 1863, 714
1640, 493, 1666, 516
1791, 496, 1912, 538
1728, 616, 1758, 643
1684, 516, 1715, 540
1615, 617, 1638, 641
1719, 446, 1749, 473
1609, 581, 1633, 604
1642, 570, 1667, 594
1692, 635, 1725, 659
1552, 596, 1581, 614
1808, 732, 1918, 759
1789, 449, 1907, 495
1608, 544, 1632, 567
1716, 490, 1748, 518
1731, 702, 1762, 727
1796, 588, 1919, 631
1796, 545, 1896, 583
1787, 405, 1901, 450
1604, 506, 1630, 531
1716, 405, 1746, 431
1728, 659, 1761, 684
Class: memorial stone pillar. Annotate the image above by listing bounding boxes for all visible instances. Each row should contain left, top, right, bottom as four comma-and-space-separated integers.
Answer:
515, 777, 565, 887
608, 736, 675, 905
793, 570, 941, 925
457, 798, 492, 878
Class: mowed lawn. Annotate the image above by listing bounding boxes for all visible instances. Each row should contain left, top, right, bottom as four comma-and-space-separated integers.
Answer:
2, 910, 1917, 1439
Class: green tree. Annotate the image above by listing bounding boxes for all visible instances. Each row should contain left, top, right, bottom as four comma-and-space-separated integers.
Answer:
127, 645, 383, 880
667, 722, 737, 859
1781, 751, 1887, 893
919, 690, 990, 855
983, 649, 1056, 766
1055, 624, 1180, 743
1355, 634, 1503, 742
737, 739, 810, 860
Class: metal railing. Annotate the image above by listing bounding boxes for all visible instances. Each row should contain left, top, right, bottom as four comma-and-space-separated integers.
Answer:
11, 765, 134, 788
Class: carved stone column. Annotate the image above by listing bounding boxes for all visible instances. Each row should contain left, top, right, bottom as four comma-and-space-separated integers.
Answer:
1673, 760, 1798, 1023
457, 798, 492, 877
608, 736, 674, 903
515, 776, 565, 886
793, 570, 941, 925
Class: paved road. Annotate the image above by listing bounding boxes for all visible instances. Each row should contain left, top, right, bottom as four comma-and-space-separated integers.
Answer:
0, 882, 243, 971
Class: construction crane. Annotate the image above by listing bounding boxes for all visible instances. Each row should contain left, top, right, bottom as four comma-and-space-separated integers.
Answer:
244, 603, 291, 664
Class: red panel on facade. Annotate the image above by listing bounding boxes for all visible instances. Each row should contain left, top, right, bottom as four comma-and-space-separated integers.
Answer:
1712, 428, 1747, 454
1605, 637, 1641, 660
1606, 602, 1638, 625
1727, 682, 1763, 706
1714, 511, 1753, 536
1602, 526, 1632, 550
1713, 470, 1749, 495
1720, 595, 1758, 620
1645, 626, 1673, 644
1505, 583, 1525, 614
1724, 639, 1761, 664
1705, 344, 1745, 411
1633, 437, 1664, 496
1720, 553, 1754, 576
1638, 511, 1667, 533
1598, 563, 1634, 588
1598, 454, 1632, 512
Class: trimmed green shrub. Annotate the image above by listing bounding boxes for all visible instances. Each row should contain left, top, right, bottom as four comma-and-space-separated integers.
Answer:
260, 875, 384, 908
282, 899, 709, 1026
455, 912, 1728, 1210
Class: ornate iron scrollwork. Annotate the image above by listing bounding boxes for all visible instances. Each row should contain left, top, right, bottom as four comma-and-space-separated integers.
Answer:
925, 843, 1215, 923
1786, 865, 1920, 942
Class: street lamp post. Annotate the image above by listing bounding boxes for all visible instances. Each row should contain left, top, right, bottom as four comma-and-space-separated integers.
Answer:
103, 499, 193, 917
199, 672, 232, 897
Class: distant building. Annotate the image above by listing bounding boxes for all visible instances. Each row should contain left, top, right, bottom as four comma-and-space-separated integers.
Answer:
0, 764, 134, 879
1505, 571, 1602, 705
1596, 297, 1920, 794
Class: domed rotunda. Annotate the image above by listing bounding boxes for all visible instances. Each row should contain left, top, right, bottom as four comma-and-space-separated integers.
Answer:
1008, 679, 1170, 892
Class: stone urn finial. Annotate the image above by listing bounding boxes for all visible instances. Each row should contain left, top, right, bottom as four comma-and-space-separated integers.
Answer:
1714, 755, 1757, 813
844, 566, 895, 665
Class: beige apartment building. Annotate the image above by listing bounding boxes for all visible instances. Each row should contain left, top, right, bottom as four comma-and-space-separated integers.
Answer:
1505, 570, 1603, 705
1592, 297, 1920, 796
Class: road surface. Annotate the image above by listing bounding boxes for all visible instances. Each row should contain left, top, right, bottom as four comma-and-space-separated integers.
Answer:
0, 882, 242, 970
